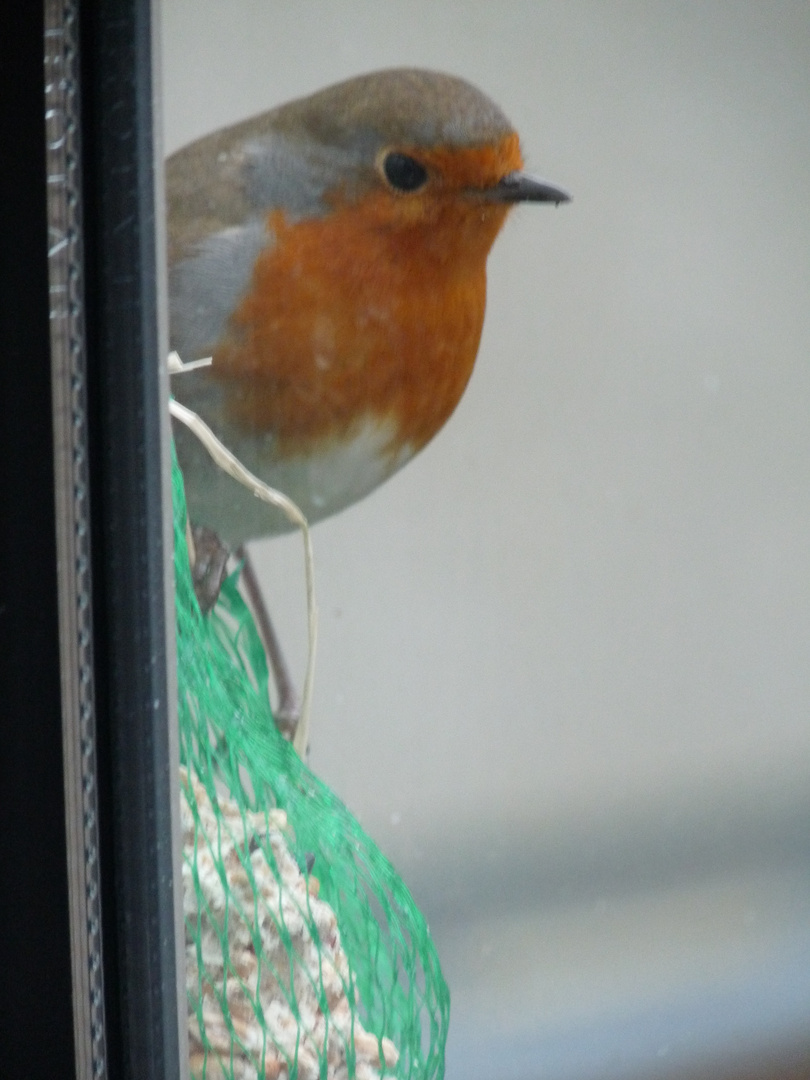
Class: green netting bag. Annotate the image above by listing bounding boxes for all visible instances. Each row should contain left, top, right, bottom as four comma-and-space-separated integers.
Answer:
172, 445, 449, 1080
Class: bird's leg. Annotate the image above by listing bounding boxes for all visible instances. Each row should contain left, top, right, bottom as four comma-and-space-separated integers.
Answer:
187, 525, 301, 740
235, 543, 301, 741
190, 524, 230, 615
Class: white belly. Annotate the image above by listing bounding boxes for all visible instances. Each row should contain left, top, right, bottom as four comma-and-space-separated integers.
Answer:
173, 379, 415, 545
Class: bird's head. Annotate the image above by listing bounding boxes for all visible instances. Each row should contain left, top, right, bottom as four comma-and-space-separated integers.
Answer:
239, 68, 569, 254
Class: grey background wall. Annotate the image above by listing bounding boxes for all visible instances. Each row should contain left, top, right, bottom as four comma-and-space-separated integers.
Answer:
161, 4, 810, 1077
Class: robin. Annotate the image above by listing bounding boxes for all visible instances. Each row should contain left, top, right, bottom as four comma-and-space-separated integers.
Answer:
168, 67, 568, 543
167, 68, 569, 726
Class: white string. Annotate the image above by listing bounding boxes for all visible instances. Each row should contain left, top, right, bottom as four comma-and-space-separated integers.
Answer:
168, 350, 213, 374
167, 366, 317, 761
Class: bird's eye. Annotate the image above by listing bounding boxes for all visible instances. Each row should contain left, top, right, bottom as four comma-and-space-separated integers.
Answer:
382, 152, 428, 192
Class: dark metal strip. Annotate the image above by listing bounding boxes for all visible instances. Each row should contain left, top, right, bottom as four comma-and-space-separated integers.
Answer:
75, 0, 186, 1075
44, 1, 108, 1076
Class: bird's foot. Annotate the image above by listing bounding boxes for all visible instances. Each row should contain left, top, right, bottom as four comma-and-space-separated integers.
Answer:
272, 694, 301, 742
190, 524, 230, 614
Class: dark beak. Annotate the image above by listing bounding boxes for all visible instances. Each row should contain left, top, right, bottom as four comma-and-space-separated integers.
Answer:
485, 171, 571, 206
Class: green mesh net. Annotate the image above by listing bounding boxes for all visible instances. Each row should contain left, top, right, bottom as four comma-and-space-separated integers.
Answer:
172, 444, 450, 1080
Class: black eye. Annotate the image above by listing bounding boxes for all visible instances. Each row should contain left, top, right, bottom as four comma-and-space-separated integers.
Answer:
382, 152, 428, 192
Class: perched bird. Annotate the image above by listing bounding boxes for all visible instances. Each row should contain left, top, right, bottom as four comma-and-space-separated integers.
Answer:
167, 67, 569, 546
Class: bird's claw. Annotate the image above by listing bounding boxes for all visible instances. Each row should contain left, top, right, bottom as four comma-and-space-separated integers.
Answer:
190, 525, 230, 614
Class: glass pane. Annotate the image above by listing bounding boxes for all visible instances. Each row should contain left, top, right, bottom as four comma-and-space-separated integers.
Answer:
161, 4, 810, 1078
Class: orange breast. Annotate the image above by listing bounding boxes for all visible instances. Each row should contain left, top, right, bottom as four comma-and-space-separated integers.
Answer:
213, 135, 522, 459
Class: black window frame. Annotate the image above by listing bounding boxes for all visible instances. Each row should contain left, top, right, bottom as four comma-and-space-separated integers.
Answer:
2, 2, 186, 1077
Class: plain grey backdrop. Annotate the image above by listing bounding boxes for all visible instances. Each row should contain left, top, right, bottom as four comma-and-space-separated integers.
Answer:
161, 4, 810, 1077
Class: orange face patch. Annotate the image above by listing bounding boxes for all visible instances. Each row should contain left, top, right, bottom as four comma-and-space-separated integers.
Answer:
212, 133, 522, 457
404, 130, 524, 192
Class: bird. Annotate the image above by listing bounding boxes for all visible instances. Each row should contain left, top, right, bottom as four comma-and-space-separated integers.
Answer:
167, 67, 569, 548
167, 68, 569, 732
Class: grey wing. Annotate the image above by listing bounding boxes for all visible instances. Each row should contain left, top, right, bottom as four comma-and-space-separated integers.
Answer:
165, 115, 358, 542
166, 120, 339, 362
169, 219, 269, 361
166, 125, 312, 541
